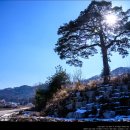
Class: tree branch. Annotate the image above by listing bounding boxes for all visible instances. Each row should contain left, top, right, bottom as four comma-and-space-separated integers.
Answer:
74, 43, 100, 51
107, 31, 129, 48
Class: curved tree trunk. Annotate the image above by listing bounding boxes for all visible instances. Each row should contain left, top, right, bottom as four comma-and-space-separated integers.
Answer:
101, 47, 110, 84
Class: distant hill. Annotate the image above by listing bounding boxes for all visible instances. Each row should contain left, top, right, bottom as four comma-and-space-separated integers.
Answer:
0, 85, 36, 103
0, 84, 48, 104
83, 67, 130, 83
111, 67, 130, 76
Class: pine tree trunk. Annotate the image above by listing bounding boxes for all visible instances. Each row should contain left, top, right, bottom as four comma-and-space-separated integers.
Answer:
101, 47, 110, 84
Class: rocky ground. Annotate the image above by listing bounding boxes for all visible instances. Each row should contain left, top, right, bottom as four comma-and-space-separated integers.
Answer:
42, 79, 130, 121
1, 110, 130, 122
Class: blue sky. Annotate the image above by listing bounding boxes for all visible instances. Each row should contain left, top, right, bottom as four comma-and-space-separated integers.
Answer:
0, 0, 130, 89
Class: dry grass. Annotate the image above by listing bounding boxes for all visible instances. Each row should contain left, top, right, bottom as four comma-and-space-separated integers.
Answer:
44, 87, 69, 111
44, 81, 99, 112
110, 73, 130, 85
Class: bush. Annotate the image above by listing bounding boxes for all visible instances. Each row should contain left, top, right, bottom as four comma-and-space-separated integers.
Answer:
35, 65, 70, 111
47, 65, 70, 98
122, 73, 130, 84
35, 88, 49, 111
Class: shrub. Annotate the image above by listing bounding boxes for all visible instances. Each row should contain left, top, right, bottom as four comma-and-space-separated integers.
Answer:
35, 88, 49, 111
35, 65, 70, 111
47, 65, 70, 98
122, 73, 130, 84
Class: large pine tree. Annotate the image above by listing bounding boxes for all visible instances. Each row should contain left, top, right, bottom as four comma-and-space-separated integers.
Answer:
55, 1, 130, 84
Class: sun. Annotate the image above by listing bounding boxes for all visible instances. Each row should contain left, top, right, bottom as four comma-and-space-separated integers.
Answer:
104, 13, 118, 26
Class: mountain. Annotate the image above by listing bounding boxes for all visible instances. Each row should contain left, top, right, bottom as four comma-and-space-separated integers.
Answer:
111, 67, 130, 76
83, 67, 130, 83
0, 83, 49, 104
0, 85, 36, 104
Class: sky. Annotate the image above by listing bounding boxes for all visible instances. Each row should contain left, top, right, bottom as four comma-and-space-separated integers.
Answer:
0, 0, 130, 89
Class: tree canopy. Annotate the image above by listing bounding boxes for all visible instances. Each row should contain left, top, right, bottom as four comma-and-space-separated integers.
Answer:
55, 0, 130, 84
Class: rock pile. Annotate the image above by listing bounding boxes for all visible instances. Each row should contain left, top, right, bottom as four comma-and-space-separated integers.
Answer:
44, 81, 130, 119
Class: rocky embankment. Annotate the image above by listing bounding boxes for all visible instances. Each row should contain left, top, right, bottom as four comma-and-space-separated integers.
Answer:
43, 80, 130, 121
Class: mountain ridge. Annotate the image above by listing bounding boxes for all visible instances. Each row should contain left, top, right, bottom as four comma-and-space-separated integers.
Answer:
83, 67, 130, 83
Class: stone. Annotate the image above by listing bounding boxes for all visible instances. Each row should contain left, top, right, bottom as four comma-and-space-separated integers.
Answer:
103, 111, 115, 118
96, 95, 103, 101
75, 102, 82, 109
65, 103, 73, 110
128, 82, 130, 90
96, 109, 100, 117
112, 93, 120, 97
99, 86, 112, 92
104, 92, 111, 98
114, 89, 120, 92
121, 85, 128, 92
77, 97, 83, 102
65, 100, 70, 105
107, 86, 113, 91
86, 91, 95, 98
88, 114, 96, 118
103, 84, 110, 87
31, 112, 40, 116
111, 97, 119, 102
54, 112, 58, 117
76, 92, 80, 98
66, 112, 74, 118
98, 91, 105, 95
127, 109, 130, 115
73, 109, 87, 119
80, 107, 86, 110
22, 111, 32, 116
82, 101, 87, 106
112, 102, 120, 106
86, 103, 95, 110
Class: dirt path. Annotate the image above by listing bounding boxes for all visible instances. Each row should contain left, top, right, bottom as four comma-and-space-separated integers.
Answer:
0, 107, 30, 117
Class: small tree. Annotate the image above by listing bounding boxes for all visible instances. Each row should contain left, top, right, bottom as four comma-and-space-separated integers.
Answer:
55, 0, 130, 84
47, 65, 70, 96
35, 65, 70, 111
35, 88, 48, 111
72, 69, 82, 87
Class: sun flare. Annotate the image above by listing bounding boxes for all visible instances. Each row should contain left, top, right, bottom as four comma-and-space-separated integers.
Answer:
104, 13, 118, 26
